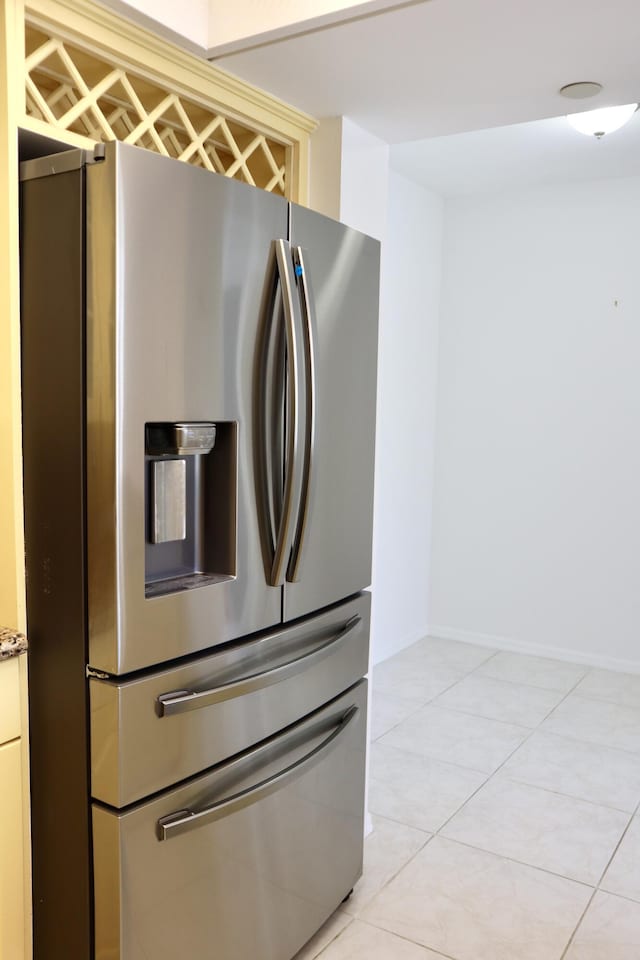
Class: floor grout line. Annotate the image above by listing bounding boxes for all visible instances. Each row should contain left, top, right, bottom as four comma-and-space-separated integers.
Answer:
355, 917, 459, 960
596, 888, 640, 907
302, 916, 356, 960
519, 721, 640, 759
371, 733, 497, 775
558, 887, 598, 960
593, 790, 640, 889
427, 834, 598, 890
500, 774, 637, 814
415, 701, 548, 729
342, 818, 434, 921
560, 803, 640, 960
371, 661, 504, 740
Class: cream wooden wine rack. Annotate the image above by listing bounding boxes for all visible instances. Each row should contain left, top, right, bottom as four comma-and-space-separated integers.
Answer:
21, 0, 316, 201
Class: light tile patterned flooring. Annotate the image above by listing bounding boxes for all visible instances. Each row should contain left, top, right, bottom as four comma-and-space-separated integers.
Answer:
294, 637, 640, 960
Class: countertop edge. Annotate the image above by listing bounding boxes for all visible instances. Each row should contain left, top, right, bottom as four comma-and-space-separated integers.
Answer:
0, 628, 28, 660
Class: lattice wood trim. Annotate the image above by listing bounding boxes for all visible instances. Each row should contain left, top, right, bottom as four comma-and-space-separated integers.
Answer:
22, 0, 316, 201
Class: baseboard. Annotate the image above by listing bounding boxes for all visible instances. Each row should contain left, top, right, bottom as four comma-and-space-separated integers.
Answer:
427, 623, 640, 676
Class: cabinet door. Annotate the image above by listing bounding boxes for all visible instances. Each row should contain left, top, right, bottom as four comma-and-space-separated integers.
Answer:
284, 205, 379, 621
0, 739, 24, 960
0, 658, 20, 744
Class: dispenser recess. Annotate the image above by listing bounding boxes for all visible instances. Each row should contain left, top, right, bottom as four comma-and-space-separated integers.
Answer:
144, 421, 237, 598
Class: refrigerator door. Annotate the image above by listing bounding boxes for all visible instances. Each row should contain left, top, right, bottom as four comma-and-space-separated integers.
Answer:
284, 205, 380, 621
93, 681, 367, 960
87, 142, 287, 674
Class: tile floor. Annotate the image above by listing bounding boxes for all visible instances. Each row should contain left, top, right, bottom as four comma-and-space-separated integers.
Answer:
294, 637, 640, 960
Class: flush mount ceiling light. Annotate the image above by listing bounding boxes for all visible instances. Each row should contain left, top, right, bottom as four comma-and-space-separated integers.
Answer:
567, 103, 638, 139
558, 82, 638, 139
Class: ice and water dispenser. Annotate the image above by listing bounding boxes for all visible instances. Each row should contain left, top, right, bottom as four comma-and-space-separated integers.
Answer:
144, 421, 237, 597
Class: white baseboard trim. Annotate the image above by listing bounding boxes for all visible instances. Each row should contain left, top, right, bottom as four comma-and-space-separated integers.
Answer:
427, 623, 640, 676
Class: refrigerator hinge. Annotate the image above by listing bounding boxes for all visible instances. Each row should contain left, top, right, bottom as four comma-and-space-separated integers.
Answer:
86, 666, 111, 681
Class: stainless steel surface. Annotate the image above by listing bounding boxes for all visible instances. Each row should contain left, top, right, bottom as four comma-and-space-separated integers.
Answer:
90, 592, 370, 806
93, 681, 367, 960
284, 205, 380, 622
146, 422, 217, 456
287, 245, 317, 583
151, 459, 186, 543
270, 238, 301, 587
158, 704, 359, 840
86, 142, 287, 674
156, 615, 360, 716
19, 148, 87, 182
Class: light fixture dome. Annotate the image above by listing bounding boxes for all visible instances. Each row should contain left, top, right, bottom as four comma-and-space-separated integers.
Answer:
567, 103, 638, 139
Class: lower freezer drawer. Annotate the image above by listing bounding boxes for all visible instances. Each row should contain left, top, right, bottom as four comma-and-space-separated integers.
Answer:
93, 680, 367, 960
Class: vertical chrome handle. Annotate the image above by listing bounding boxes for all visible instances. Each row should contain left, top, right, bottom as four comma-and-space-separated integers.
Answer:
270, 239, 301, 587
287, 246, 316, 582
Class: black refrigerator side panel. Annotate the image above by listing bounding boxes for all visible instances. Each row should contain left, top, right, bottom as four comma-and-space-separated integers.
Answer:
21, 168, 92, 959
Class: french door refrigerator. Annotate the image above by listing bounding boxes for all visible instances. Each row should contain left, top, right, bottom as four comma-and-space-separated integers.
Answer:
20, 140, 379, 960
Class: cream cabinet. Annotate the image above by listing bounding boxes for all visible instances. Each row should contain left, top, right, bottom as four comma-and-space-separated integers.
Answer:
0, 656, 27, 960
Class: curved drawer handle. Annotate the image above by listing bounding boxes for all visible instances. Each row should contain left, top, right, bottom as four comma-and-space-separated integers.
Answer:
157, 704, 360, 841
156, 615, 361, 717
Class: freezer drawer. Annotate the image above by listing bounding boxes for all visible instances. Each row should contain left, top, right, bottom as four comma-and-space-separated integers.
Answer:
90, 592, 370, 806
93, 681, 367, 960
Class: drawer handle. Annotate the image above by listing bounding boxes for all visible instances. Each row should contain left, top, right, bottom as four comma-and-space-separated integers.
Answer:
157, 704, 359, 841
156, 615, 361, 717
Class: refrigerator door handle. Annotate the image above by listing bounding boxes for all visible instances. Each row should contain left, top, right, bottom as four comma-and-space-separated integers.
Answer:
270, 239, 301, 587
156, 704, 360, 840
287, 246, 316, 583
156, 614, 362, 717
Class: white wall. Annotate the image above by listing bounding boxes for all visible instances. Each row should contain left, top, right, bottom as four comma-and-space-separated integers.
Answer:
339, 117, 389, 241
373, 171, 443, 663
430, 175, 640, 671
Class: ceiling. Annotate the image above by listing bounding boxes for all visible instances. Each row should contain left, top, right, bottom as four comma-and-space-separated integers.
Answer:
216, 0, 640, 144
390, 112, 640, 196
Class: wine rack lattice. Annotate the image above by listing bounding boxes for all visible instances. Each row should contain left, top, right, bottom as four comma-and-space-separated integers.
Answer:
24, 24, 287, 194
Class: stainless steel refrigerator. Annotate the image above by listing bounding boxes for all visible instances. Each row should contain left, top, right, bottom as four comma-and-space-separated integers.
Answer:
20, 141, 379, 960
